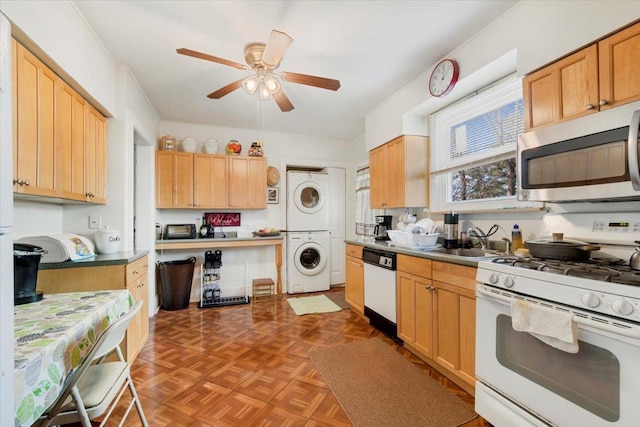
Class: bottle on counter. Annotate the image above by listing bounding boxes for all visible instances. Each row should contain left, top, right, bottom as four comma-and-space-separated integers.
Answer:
512, 224, 523, 251
200, 216, 209, 238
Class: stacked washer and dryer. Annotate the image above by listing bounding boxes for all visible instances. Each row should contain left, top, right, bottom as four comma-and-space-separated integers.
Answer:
286, 171, 331, 294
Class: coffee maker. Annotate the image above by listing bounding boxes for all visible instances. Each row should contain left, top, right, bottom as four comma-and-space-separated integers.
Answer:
374, 215, 393, 241
14, 243, 44, 305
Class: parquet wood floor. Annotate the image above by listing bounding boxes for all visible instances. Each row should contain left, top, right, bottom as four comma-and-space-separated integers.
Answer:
106, 289, 492, 426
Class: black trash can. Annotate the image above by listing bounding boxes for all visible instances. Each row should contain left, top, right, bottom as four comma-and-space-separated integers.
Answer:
157, 257, 196, 310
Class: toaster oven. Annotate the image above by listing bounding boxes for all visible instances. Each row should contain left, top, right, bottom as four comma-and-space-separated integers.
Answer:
164, 224, 196, 240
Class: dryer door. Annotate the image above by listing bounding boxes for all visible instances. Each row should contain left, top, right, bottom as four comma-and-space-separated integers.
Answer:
293, 181, 326, 214
294, 242, 327, 276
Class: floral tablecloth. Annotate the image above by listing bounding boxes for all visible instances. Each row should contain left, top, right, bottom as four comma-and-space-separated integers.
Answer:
14, 290, 133, 427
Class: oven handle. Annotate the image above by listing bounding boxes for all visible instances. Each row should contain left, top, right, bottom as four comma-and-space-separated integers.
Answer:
629, 109, 640, 191
476, 285, 640, 339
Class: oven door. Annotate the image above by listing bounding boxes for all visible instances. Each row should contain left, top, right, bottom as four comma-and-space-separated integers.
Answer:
476, 285, 640, 427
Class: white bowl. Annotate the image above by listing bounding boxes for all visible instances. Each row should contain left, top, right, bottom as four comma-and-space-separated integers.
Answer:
387, 230, 439, 247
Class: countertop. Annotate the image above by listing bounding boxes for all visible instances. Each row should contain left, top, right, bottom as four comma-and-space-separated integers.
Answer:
38, 250, 149, 270
155, 235, 284, 245
345, 238, 491, 267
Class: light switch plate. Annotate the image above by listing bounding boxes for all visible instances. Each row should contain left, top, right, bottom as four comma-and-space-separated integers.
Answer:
89, 214, 101, 229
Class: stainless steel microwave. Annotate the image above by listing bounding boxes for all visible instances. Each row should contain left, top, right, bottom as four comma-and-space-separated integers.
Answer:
517, 100, 640, 202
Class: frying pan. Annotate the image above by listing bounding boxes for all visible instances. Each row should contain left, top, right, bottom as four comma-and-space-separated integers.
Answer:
525, 238, 600, 261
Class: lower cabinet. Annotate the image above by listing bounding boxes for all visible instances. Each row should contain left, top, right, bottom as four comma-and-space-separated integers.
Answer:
397, 254, 476, 395
432, 260, 477, 389
37, 255, 150, 363
397, 255, 434, 359
344, 244, 364, 315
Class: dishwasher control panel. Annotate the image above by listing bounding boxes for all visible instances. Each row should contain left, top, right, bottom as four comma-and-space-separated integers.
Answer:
362, 248, 397, 270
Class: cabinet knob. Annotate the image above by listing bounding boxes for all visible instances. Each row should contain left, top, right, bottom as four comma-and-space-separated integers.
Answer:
586, 103, 595, 110
13, 179, 22, 185
599, 99, 608, 106
23, 180, 30, 186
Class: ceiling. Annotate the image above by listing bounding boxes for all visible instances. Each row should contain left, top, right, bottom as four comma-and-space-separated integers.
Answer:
74, 0, 519, 141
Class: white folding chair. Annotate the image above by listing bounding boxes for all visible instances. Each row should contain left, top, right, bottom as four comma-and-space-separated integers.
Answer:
36, 300, 149, 427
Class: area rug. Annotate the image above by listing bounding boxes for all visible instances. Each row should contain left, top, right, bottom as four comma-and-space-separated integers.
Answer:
325, 291, 350, 310
310, 338, 478, 427
287, 294, 342, 315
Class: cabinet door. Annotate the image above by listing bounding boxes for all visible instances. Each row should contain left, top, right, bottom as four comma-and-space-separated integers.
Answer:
194, 154, 229, 208
345, 256, 364, 313
13, 41, 58, 197
84, 105, 107, 204
386, 137, 405, 208
433, 280, 476, 386
57, 81, 87, 202
229, 156, 266, 208
397, 271, 417, 344
598, 21, 640, 110
126, 256, 149, 364
369, 145, 386, 208
523, 45, 598, 131
155, 151, 193, 208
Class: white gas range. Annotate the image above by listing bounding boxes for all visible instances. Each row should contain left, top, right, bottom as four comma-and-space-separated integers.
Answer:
475, 212, 640, 427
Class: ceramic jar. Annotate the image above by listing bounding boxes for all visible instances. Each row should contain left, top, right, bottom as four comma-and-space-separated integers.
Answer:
94, 226, 121, 254
181, 137, 197, 152
204, 138, 219, 154
226, 140, 241, 155
248, 141, 264, 157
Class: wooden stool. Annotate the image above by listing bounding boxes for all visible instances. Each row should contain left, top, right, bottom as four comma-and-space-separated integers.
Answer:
252, 278, 275, 302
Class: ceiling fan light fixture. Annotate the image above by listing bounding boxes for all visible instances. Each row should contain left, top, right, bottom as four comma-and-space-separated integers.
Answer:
242, 75, 259, 94
263, 75, 281, 94
259, 83, 272, 100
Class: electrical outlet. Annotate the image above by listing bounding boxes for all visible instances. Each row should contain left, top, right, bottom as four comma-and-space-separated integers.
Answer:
89, 214, 101, 229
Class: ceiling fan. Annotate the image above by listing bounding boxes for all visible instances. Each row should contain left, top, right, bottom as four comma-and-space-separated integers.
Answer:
177, 30, 341, 112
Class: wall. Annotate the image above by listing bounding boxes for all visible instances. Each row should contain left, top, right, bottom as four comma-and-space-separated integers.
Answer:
365, 1, 640, 150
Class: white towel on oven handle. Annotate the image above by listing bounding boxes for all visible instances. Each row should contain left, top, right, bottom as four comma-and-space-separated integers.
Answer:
511, 299, 579, 353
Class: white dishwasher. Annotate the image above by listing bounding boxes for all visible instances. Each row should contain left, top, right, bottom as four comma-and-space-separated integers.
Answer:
362, 247, 400, 342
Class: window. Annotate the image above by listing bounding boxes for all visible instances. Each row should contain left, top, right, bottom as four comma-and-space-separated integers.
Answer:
431, 75, 536, 211
355, 166, 381, 237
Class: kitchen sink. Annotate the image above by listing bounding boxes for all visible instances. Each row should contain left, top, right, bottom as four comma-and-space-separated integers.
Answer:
431, 248, 499, 258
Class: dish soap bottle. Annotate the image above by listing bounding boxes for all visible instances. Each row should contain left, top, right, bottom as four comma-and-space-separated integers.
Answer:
512, 224, 523, 252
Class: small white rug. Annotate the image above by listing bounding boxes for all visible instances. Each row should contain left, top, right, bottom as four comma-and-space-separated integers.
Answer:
287, 294, 342, 315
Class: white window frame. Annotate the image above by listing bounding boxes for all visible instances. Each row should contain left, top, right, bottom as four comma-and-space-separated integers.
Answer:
430, 75, 540, 212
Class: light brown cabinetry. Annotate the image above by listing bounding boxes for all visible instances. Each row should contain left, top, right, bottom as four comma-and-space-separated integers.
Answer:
37, 255, 150, 363
397, 255, 434, 359
156, 152, 267, 209
57, 81, 107, 203
155, 151, 194, 208
229, 156, 267, 209
524, 21, 640, 131
432, 260, 476, 388
344, 244, 364, 315
369, 135, 428, 209
13, 38, 108, 203
194, 154, 229, 208
12, 39, 58, 197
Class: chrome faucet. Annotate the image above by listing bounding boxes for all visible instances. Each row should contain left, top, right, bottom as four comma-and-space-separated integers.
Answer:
468, 227, 489, 249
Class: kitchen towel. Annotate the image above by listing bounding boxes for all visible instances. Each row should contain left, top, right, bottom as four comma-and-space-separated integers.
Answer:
511, 299, 579, 353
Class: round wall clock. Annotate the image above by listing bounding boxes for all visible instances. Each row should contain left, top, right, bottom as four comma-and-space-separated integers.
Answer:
429, 59, 459, 98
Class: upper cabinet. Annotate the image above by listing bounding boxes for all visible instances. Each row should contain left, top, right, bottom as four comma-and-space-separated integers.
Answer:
156, 152, 267, 209
229, 156, 267, 209
12, 39, 58, 197
369, 135, 429, 209
155, 151, 193, 208
12, 38, 108, 204
523, 21, 640, 131
57, 81, 107, 204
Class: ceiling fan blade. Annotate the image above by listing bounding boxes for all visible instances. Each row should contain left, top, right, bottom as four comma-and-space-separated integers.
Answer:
261, 30, 293, 67
177, 48, 247, 70
281, 72, 341, 91
273, 89, 294, 112
207, 80, 243, 99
